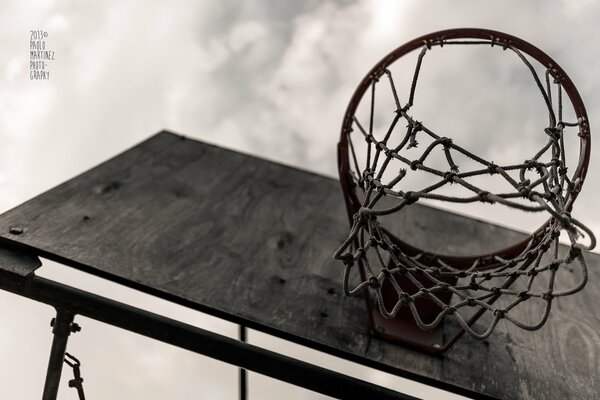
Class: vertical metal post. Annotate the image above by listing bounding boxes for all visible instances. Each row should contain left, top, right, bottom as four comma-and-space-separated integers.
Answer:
239, 324, 247, 400
42, 309, 75, 400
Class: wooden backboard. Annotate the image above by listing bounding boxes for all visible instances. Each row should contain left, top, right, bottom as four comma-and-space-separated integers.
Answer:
0, 131, 597, 399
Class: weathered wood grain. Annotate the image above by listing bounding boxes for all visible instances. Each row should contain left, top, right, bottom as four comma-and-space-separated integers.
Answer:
0, 131, 597, 399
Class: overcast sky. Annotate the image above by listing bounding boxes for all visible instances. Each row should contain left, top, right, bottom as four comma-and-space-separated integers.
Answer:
1, 1, 599, 399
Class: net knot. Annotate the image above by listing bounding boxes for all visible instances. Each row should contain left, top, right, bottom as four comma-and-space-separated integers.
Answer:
443, 171, 458, 182
372, 179, 385, 192
518, 187, 536, 201
428, 268, 441, 278
487, 163, 500, 175
518, 291, 531, 300
443, 305, 456, 315
399, 293, 411, 305
467, 298, 477, 307
550, 156, 561, 165
341, 254, 354, 266
478, 191, 494, 203
525, 250, 539, 261
396, 265, 407, 274
544, 127, 561, 140
542, 292, 554, 301
548, 262, 560, 271
441, 137, 453, 146
518, 186, 529, 198
523, 159, 537, 170
539, 241, 551, 253
410, 160, 422, 171
404, 191, 418, 204
368, 276, 380, 288
410, 120, 423, 131
493, 309, 507, 318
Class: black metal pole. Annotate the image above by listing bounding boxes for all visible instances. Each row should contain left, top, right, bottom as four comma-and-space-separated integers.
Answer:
0, 270, 418, 400
239, 324, 247, 400
42, 309, 74, 400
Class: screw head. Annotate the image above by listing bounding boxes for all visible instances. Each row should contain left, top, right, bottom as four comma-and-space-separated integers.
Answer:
9, 226, 23, 235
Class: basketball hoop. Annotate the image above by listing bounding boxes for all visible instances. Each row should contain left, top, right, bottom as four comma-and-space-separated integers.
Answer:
334, 28, 595, 353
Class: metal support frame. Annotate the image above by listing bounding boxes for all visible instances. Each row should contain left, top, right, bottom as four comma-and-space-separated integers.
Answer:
239, 324, 247, 400
0, 267, 417, 400
42, 309, 75, 400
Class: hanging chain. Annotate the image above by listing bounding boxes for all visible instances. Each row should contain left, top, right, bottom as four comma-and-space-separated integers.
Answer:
64, 352, 86, 400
